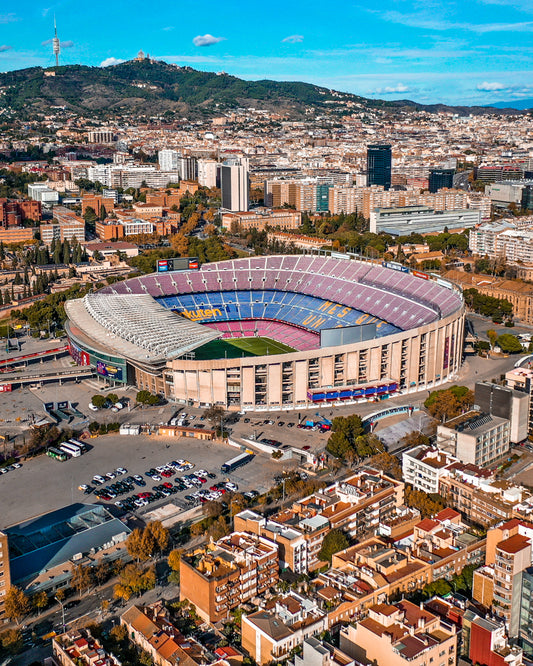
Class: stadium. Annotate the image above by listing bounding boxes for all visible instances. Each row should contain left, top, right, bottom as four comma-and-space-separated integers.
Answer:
64, 254, 465, 411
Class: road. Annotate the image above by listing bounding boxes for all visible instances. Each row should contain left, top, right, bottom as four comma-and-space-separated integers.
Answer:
453, 170, 472, 191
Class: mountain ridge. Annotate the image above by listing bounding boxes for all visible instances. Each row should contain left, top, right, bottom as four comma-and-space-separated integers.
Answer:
0, 59, 527, 120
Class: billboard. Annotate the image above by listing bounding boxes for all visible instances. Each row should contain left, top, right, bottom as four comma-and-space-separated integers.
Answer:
320, 323, 377, 348
68, 342, 90, 367
96, 361, 123, 381
412, 270, 429, 280
157, 257, 199, 272
382, 261, 409, 273
0, 384, 12, 392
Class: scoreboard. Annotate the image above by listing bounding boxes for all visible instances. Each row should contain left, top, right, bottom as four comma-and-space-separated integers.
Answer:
157, 257, 199, 272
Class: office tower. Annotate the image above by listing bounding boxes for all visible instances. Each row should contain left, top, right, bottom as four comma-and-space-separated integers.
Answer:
522, 185, 533, 211
429, 168, 455, 193
221, 158, 249, 211
158, 149, 179, 172
367, 144, 392, 190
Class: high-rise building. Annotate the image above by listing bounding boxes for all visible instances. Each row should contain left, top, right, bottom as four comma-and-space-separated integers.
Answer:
157, 149, 179, 172
177, 156, 198, 181
367, 144, 392, 190
515, 566, 533, 658
522, 185, 533, 211
429, 168, 455, 193
197, 159, 218, 188
221, 158, 249, 212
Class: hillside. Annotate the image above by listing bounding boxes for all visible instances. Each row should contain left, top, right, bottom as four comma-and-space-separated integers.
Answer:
0, 59, 525, 119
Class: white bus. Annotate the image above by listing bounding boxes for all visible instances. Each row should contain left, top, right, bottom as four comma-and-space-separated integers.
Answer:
69, 438, 87, 453
59, 442, 81, 458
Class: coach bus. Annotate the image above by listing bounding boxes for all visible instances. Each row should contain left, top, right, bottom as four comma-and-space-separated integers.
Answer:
68, 439, 87, 453
221, 452, 254, 473
47, 447, 68, 462
59, 442, 81, 458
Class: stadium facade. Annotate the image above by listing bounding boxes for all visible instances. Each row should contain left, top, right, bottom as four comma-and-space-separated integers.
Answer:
64, 254, 465, 411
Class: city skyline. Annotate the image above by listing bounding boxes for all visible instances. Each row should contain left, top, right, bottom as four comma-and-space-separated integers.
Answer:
0, 0, 532, 106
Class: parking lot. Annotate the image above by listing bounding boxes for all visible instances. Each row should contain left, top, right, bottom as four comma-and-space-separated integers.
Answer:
0, 433, 287, 529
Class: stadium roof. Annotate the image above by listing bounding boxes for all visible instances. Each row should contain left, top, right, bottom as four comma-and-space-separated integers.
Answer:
65, 293, 220, 364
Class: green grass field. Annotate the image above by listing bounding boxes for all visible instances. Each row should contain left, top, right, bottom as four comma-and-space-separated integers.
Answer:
193, 336, 295, 360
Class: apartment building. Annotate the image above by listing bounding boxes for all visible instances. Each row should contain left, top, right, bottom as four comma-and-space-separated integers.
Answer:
439, 469, 533, 526
288, 636, 357, 666
40, 206, 85, 245
466, 614, 523, 666
0, 227, 35, 243
339, 600, 457, 666
221, 208, 301, 232
0, 198, 41, 227
473, 520, 533, 629
52, 628, 120, 666
402, 446, 458, 494
121, 602, 210, 666
469, 222, 517, 257
234, 508, 329, 574
180, 532, 279, 623
81, 193, 115, 217
241, 592, 326, 665
436, 410, 510, 467
95, 218, 154, 240
197, 158, 218, 188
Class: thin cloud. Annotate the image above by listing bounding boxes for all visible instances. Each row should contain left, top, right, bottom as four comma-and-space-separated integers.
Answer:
192, 34, 226, 47
477, 81, 506, 91
0, 45, 12, 52
371, 83, 412, 94
0, 13, 17, 24
100, 57, 125, 67
162, 26, 174, 31
373, 9, 533, 33
282, 35, 304, 43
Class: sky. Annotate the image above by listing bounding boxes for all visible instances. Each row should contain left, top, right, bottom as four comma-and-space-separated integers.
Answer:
1, 0, 533, 106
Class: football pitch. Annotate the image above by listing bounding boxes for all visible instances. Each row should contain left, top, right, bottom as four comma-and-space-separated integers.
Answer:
193, 336, 295, 360
226, 336, 295, 355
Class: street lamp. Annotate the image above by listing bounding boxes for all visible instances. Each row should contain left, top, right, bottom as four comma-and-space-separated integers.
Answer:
54, 595, 65, 633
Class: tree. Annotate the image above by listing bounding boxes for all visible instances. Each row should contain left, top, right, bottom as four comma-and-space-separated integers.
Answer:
71, 564, 92, 597
91, 394, 107, 409
32, 590, 48, 615
203, 405, 225, 428
4, 587, 30, 625
208, 515, 229, 541
424, 386, 474, 422
113, 583, 132, 603
405, 485, 445, 518
146, 521, 169, 554
496, 333, 523, 354
126, 528, 150, 562
117, 563, 156, 597
168, 549, 183, 572
0, 628, 23, 655
368, 452, 402, 480
318, 529, 349, 563
106, 393, 119, 405
487, 329, 498, 349
136, 390, 159, 406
